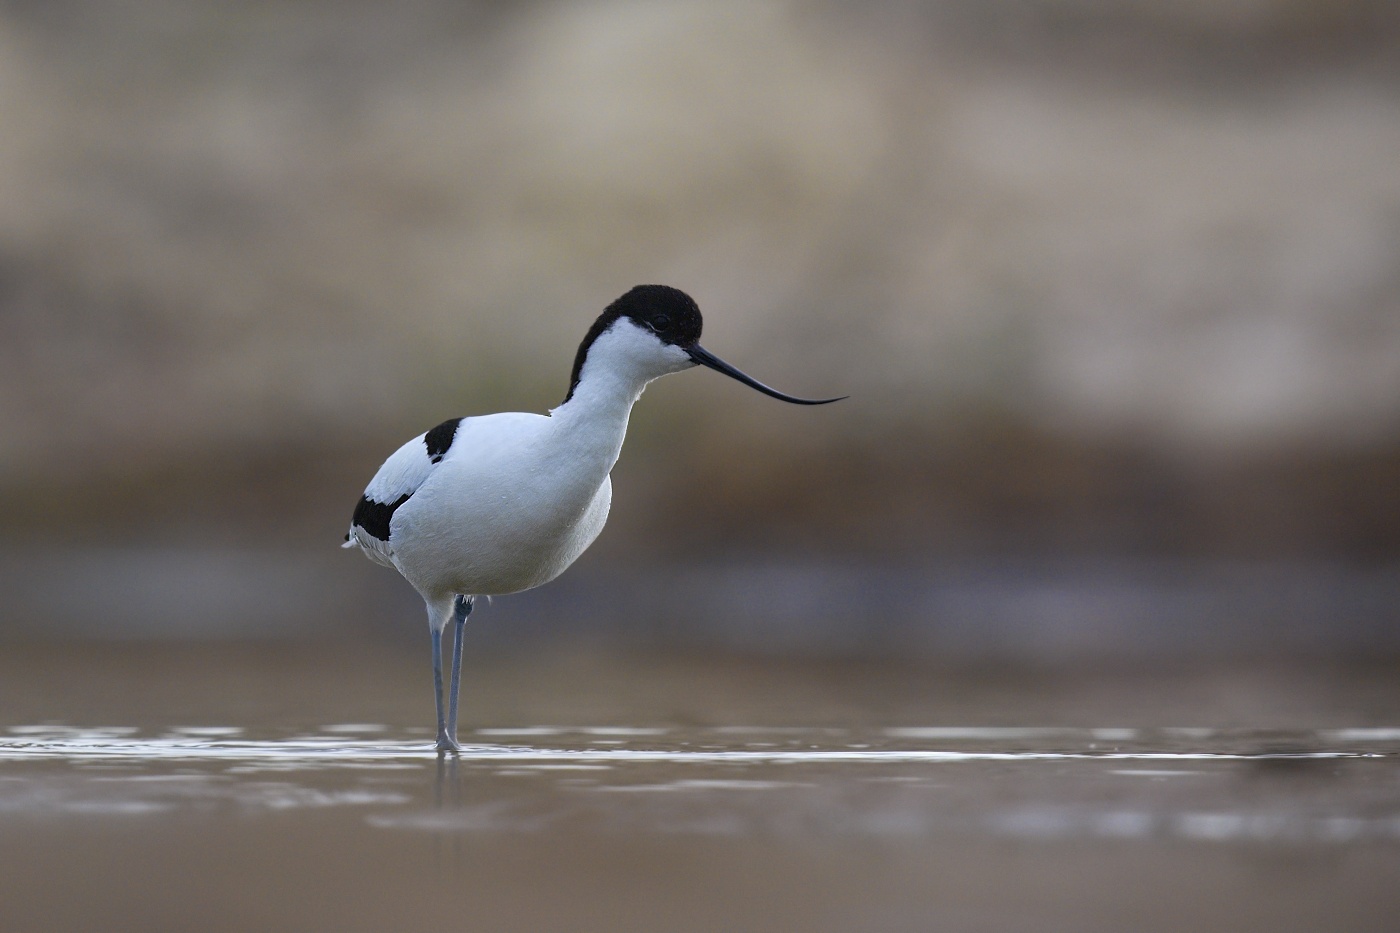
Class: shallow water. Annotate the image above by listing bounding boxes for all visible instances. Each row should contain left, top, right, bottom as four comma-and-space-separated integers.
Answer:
1, 646, 1398, 932
2, 724, 1397, 840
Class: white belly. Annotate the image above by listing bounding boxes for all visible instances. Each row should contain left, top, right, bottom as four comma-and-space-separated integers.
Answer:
363, 381, 639, 602
388, 460, 613, 599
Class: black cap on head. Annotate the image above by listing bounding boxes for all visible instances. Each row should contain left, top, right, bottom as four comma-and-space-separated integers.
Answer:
607, 284, 704, 347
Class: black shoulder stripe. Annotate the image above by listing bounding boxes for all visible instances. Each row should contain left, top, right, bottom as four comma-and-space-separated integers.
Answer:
424, 418, 462, 463
351, 493, 412, 542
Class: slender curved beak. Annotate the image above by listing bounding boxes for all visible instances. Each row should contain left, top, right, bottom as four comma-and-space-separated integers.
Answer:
687, 344, 847, 405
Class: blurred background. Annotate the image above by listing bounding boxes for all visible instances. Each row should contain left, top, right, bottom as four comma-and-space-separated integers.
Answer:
2, 0, 1398, 663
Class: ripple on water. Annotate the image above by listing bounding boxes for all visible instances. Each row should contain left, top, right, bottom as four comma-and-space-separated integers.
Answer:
0, 725, 1392, 767
0, 725, 1395, 844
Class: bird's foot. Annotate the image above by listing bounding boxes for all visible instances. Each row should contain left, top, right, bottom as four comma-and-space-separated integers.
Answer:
435, 733, 463, 754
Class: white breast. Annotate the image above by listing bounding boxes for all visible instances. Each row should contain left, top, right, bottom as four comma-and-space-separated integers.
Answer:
385, 412, 615, 599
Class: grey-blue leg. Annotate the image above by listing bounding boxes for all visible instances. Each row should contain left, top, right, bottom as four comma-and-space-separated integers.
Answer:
431, 625, 460, 753
446, 594, 475, 748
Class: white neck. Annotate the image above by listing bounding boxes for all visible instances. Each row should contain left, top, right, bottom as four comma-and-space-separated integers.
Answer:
547, 322, 694, 473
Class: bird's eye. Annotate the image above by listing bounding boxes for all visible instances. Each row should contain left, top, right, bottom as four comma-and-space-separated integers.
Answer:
652, 314, 671, 331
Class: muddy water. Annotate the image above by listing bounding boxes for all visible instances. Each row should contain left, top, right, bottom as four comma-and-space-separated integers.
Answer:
0, 645, 1397, 932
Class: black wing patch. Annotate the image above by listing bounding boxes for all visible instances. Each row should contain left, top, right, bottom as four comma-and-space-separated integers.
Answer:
352, 493, 412, 542
347, 417, 462, 550
424, 418, 462, 463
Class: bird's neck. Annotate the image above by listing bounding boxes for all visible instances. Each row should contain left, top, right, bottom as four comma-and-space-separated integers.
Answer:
548, 365, 652, 473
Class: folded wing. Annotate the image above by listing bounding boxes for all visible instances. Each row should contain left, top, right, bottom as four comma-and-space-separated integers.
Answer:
343, 417, 463, 568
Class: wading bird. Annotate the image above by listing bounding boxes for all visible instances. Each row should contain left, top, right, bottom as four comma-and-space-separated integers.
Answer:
344, 285, 843, 751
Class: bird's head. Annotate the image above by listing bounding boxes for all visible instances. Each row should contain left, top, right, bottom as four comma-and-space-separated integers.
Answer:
564, 285, 846, 406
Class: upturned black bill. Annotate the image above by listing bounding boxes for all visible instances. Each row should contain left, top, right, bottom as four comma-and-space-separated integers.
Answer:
687, 344, 846, 405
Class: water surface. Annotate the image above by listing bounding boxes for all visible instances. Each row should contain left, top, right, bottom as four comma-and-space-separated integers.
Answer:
1, 647, 1397, 932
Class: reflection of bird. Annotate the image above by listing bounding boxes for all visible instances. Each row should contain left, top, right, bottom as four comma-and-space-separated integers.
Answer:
344, 285, 844, 752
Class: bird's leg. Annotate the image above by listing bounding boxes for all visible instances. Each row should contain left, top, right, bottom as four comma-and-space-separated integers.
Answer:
446, 594, 474, 749
431, 625, 460, 753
